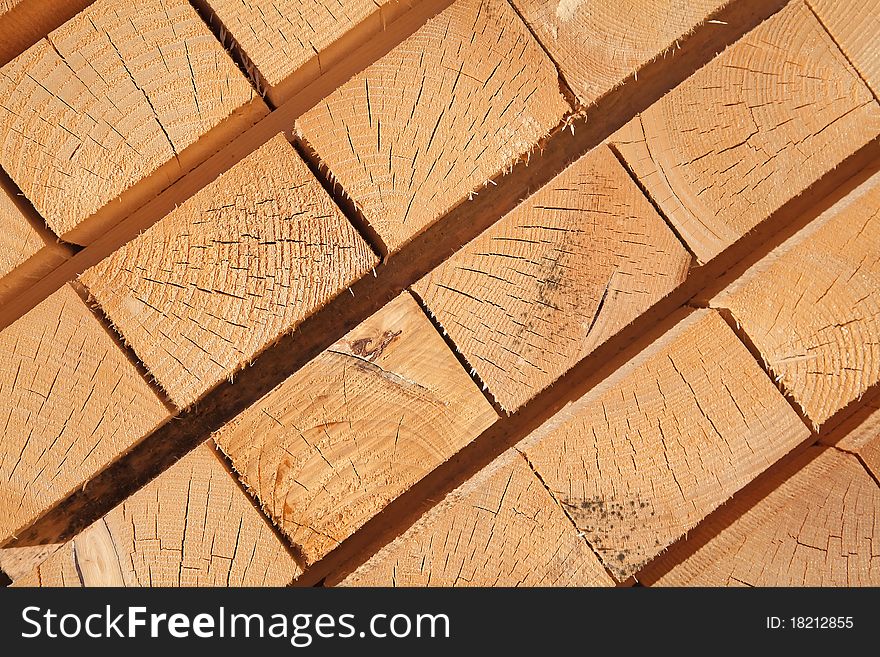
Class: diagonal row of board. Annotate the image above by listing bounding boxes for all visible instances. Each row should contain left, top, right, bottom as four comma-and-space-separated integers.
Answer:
0, 0, 878, 586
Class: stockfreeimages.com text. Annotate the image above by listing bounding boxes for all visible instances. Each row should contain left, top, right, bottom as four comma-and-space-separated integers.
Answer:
21, 606, 450, 646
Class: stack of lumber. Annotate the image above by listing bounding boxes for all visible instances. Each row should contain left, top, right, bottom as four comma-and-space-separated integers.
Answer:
1, 0, 879, 587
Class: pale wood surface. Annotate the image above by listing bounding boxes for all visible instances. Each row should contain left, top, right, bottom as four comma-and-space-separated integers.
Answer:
0, 175, 45, 280
80, 134, 378, 410
0, 544, 64, 582
197, 0, 414, 105
642, 447, 880, 586
0, 0, 454, 329
0, 1, 96, 66
822, 400, 880, 480
295, 0, 570, 254
213, 292, 498, 565
414, 144, 690, 412
859, 437, 880, 482
521, 309, 810, 580
0, 0, 266, 244
612, 1, 880, 263
339, 450, 614, 586
199, 0, 380, 85
831, 400, 880, 453
0, 172, 72, 302
509, 0, 731, 107
13, 443, 301, 586
714, 171, 880, 429
809, 0, 880, 97
0, 285, 169, 543
2, 0, 877, 590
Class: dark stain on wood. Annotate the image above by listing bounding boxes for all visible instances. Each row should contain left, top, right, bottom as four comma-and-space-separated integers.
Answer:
348, 330, 403, 362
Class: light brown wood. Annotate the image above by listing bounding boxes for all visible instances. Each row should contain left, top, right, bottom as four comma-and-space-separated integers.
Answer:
809, 0, 880, 98
520, 309, 810, 581
0, 544, 65, 582
820, 398, 880, 480
197, 0, 419, 106
213, 292, 498, 565
0, 0, 451, 332
612, 1, 880, 263
0, 1, 96, 67
713, 170, 880, 430
0, 173, 47, 280
824, 399, 880, 450
338, 450, 614, 586
0, 285, 169, 543
859, 436, 880, 482
414, 144, 691, 412
79, 134, 378, 410
13, 443, 301, 586
0, 170, 72, 303
294, 0, 570, 254
642, 447, 880, 586
509, 0, 731, 107
0, 0, 268, 245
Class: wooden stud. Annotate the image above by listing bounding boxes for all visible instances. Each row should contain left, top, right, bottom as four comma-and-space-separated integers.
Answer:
611, 1, 880, 263
195, 0, 422, 106
0, 169, 73, 307
859, 436, 880, 482
79, 134, 378, 410
0, 174, 52, 280
641, 447, 880, 586
212, 292, 498, 566
0, 1, 30, 64
820, 398, 880, 480
294, 0, 570, 254
0, 177, 41, 275
0, 0, 268, 245
13, 443, 301, 586
509, 0, 731, 107
0, 1, 96, 67
338, 450, 614, 586
520, 309, 810, 581
413, 144, 691, 412
808, 0, 880, 98
0, 545, 65, 582
713, 170, 880, 430
0, 285, 169, 543
3, 0, 876, 591
824, 399, 880, 450
0, 0, 455, 331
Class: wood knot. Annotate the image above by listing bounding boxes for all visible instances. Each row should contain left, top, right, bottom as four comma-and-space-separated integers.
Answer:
348, 330, 402, 361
